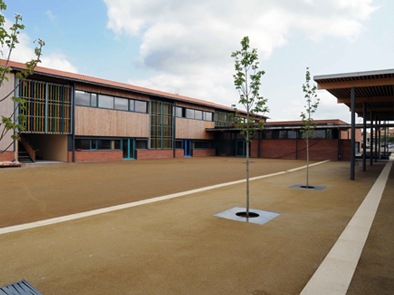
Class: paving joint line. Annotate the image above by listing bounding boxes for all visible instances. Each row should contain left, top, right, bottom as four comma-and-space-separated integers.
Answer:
0, 160, 329, 235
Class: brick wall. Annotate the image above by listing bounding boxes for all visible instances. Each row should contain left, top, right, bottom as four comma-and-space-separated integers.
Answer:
260, 139, 297, 159
297, 139, 338, 161
68, 150, 123, 163
251, 140, 259, 158
340, 140, 352, 161
136, 149, 174, 160
192, 149, 215, 157
175, 149, 184, 158
258, 139, 341, 161
0, 151, 14, 162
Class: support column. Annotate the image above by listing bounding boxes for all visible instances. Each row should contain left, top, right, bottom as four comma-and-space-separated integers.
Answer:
378, 122, 381, 160
71, 83, 76, 163
375, 115, 378, 162
338, 128, 342, 161
370, 111, 373, 166
362, 102, 367, 171
258, 131, 261, 158
350, 87, 356, 180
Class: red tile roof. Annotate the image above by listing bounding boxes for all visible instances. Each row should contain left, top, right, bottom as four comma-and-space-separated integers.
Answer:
265, 119, 348, 125
3, 60, 267, 118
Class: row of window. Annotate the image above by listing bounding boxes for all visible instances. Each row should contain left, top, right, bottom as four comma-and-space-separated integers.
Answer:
75, 91, 148, 113
175, 107, 213, 121
174, 140, 214, 149
261, 129, 335, 139
75, 139, 148, 150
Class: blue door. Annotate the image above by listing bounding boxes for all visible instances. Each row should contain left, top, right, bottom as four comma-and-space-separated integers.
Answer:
184, 140, 192, 157
122, 138, 135, 160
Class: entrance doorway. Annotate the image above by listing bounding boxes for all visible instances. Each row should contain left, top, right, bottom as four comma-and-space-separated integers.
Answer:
183, 139, 192, 157
122, 138, 135, 160
236, 140, 246, 157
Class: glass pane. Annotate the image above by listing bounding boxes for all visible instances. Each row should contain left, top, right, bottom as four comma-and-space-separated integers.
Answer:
314, 130, 326, 139
237, 141, 244, 155
279, 131, 287, 139
185, 109, 194, 119
205, 112, 212, 121
135, 100, 147, 113
122, 140, 128, 158
114, 97, 128, 110
288, 130, 297, 139
75, 139, 90, 149
75, 91, 90, 106
98, 140, 111, 149
176, 107, 183, 117
195, 110, 202, 120
176, 141, 183, 149
136, 140, 148, 149
129, 100, 135, 111
91, 140, 97, 149
114, 140, 121, 149
91, 94, 97, 107
98, 95, 113, 109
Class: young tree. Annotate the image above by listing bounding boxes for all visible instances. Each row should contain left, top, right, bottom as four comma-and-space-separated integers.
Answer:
300, 67, 319, 188
231, 36, 268, 217
0, 0, 44, 156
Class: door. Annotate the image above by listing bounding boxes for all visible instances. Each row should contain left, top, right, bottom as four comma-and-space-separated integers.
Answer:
184, 139, 192, 157
236, 140, 246, 157
122, 138, 135, 160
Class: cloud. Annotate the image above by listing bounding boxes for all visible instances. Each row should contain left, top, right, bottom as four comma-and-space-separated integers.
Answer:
1, 17, 77, 73
105, 0, 377, 117
46, 10, 57, 22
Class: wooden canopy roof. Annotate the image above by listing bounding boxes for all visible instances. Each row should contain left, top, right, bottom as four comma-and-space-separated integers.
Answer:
314, 69, 394, 121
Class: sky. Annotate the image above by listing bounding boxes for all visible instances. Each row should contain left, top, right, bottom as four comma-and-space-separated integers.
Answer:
2, 0, 394, 123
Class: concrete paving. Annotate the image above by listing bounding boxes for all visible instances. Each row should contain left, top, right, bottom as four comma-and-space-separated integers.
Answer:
0, 157, 392, 294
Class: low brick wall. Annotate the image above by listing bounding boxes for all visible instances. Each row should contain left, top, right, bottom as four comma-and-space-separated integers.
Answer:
297, 139, 338, 161
0, 151, 15, 162
251, 140, 259, 158
260, 139, 297, 159
136, 149, 174, 160
175, 149, 184, 158
192, 149, 215, 157
68, 150, 123, 163
340, 140, 352, 161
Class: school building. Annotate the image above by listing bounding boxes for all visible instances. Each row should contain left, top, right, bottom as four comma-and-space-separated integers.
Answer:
0, 60, 362, 164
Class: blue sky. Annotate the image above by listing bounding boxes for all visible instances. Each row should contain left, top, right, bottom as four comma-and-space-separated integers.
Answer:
3, 0, 394, 123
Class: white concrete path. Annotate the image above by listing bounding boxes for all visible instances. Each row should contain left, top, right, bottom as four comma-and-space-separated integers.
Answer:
300, 157, 393, 295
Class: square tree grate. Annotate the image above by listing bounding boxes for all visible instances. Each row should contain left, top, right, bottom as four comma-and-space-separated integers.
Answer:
0, 280, 43, 295
214, 207, 280, 225
289, 184, 326, 191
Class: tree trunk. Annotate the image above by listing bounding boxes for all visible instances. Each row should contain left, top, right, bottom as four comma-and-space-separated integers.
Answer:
246, 138, 249, 217
306, 137, 309, 188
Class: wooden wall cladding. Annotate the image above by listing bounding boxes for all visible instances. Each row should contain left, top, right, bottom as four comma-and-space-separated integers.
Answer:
176, 118, 214, 139
76, 82, 149, 101
75, 106, 149, 137
176, 101, 215, 112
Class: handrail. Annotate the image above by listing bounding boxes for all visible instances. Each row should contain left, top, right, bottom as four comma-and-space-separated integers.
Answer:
20, 135, 36, 162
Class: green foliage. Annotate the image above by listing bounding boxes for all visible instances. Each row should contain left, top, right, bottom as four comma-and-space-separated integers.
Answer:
300, 67, 320, 140
0, 0, 44, 153
231, 36, 268, 142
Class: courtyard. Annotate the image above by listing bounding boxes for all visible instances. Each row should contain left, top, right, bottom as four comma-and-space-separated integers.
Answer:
0, 157, 392, 294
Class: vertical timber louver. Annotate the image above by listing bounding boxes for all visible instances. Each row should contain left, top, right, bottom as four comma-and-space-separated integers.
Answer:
19, 79, 71, 134
150, 100, 173, 149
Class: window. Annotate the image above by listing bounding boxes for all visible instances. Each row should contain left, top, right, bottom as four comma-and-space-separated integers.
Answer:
176, 107, 183, 117
151, 100, 173, 149
136, 139, 148, 149
288, 130, 297, 139
91, 140, 97, 150
263, 130, 272, 139
114, 97, 128, 111
185, 109, 195, 119
327, 129, 333, 139
129, 99, 135, 111
75, 139, 90, 149
98, 140, 112, 149
91, 94, 97, 107
279, 131, 287, 139
193, 141, 214, 149
195, 110, 203, 120
75, 91, 91, 106
314, 130, 326, 139
98, 95, 113, 109
175, 140, 183, 149
114, 140, 121, 149
204, 112, 213, 121
135, 100, 147, 113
